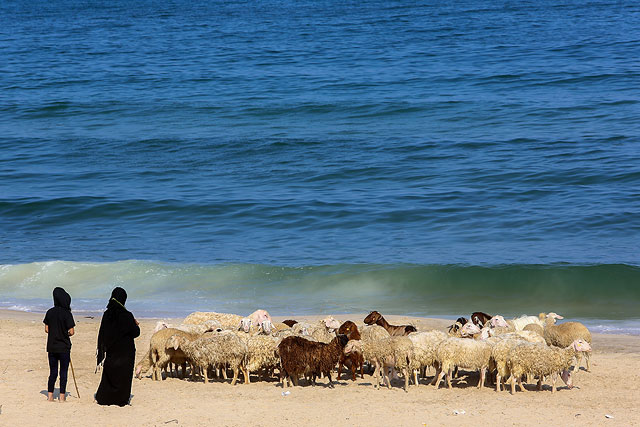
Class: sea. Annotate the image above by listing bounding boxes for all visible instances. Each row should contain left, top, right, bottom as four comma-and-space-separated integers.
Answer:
1, 0, 639, 334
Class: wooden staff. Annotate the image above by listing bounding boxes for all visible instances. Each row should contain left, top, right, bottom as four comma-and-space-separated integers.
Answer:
69, 357, 80, 399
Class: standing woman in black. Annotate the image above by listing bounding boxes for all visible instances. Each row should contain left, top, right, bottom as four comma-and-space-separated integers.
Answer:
95, 287, 140, 406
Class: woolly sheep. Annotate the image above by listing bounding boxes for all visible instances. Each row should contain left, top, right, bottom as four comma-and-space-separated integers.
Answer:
361, 324, 391, 341
183, 311, 244, 330
292, 317, 339, 343
344, 335, 414, 391
248, 309, 272, 326
523, 323, 544, 337
434, 337, 492, 389
153, 319, 222, 335
510, 315, 542, 331
543, 319, 592, 372
344, 338, 392, 390
508, 339, 592, 393
135, 328, 198, 380
407, 330, 448, 386
243, 334, 281, 383
168, 330, 248, 385
490, 336, 535, 392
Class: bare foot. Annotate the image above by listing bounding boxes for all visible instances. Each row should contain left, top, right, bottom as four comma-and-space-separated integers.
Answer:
47, 392, 54, 402
60, 393, 66, 402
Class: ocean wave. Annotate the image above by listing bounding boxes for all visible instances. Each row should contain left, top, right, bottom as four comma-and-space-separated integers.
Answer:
1, 261, 639, 322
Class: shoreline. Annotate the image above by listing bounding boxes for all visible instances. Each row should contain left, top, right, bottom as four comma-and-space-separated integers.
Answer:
2, 309, 639, 426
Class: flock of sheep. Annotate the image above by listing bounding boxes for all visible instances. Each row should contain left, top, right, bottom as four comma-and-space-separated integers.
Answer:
134, 309, 593, 394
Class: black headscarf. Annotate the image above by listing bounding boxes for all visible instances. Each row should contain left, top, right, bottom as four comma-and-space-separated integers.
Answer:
107, 287, 127, 310
52, 287, 71, 311
97, 287, 131, 366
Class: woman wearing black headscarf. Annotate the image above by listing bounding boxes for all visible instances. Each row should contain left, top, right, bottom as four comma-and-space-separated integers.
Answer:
95, 287, 140, 406
43, 287, 75, 402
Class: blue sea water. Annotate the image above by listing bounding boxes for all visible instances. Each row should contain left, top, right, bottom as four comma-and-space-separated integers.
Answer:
1, 0, 639, 330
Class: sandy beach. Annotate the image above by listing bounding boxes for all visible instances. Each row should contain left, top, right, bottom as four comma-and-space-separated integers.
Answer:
1, 309, 639, 427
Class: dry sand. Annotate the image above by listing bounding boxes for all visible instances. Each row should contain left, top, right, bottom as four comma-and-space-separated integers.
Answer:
1, 309, 639, 426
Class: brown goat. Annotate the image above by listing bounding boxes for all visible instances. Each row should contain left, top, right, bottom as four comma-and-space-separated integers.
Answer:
282, 319, 298, 327
336, 321, 364, 380
364, 311, 417, 336
278, 335, 349, 387
471, 312, 492, 327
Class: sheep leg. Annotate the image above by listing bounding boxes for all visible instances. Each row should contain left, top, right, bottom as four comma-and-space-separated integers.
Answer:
496, 371, 502, 392
373, 360, 380, 389
510, 375, 516, 394
413, 369, 419, 386
430, 365, 442, 386
350, 362, 356, 381
203, 365, 209, 384
435, 369, 446, 389
242, 366, 250, 384
222, 365, 228, 380
537, 378, 543, 391
403, 368, 409, 392
327, 371, 334, 388
573, 353, 582, 373
517, 376, 526, 392
551, 373, 557, 393
478, 367, 486, 389
585, 352, 591, 372
446, 368, 452, 389
230, 366, 239, 386
386, 366, 392, 389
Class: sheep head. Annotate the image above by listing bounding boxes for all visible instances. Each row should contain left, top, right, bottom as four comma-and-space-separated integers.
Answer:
489, 315, 508, 328
166, 334, 183, 351
571, 339, 592, 353
460, 322, 481, 337
323, 316, 341, 331
344, 339, 363, 355
154, 321, 169, 333
560, 369, 573, 388
259, 320, 273, 334
240, 317, 252, 333
202, 319, 222, 332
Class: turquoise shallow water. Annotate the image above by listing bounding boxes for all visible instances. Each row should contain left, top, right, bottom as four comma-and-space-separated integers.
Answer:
0, 0, 638, 326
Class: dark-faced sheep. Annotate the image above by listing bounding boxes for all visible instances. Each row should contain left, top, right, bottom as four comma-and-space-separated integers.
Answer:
471, 312, 492, 327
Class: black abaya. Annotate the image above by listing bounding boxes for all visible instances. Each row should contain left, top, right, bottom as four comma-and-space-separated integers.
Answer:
95, 287, 140, 406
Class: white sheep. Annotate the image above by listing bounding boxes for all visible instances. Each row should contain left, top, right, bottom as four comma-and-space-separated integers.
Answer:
154, 319, 223, 335
407, 330, 448, 385
434, 337, 492, 389
168, 330, 248, 385
522, 323, 544, 337
543, 318, 592, 372
360, 324, 391, 341
183, 311, 244, 330
508, 339, 592, 393
241, 334, 281, 383
135, 328, 199, 380
344, 336, 414, 391
292, 317, 340, 343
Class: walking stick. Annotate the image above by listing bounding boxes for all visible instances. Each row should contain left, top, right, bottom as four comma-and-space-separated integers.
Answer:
69, 357, 80, 399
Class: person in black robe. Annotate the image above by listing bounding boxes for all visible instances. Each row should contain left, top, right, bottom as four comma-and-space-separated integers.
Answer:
95, 287, 140, 406
43, 287, 75, 402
